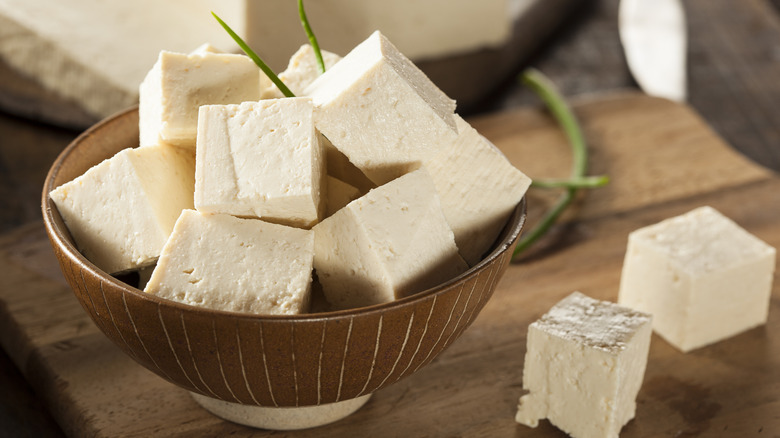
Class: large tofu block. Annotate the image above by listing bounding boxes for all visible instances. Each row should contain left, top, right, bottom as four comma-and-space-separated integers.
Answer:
145, 210, 314, 315
139, 48, 265, 149
0, 0, 243, 120
0, 0, 511, 120
516, 292, 652, 438
262, 44, 343, 99
239, 0, 511, 69
618, 206, 776, 352
424, 115, 531, 266
194, 98, 324, 228
49, 144, 195, 274
313, 168, 468, 310
305, 31, 459, 186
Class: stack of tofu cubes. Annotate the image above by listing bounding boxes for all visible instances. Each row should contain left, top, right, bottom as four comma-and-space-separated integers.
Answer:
50, 32, 531, 315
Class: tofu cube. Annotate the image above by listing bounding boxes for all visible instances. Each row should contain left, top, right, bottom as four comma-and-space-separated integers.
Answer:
262, 44, 343, 99
194, 98, 324, 228
305, 31, 459, 186
424, 115, 531, 266
516, 292, 652, 438
618, 206, 776, 352
49, 144, 195, 274
313, 168, 469, 310
145, 210, 314, 315
139, 48, 266, 148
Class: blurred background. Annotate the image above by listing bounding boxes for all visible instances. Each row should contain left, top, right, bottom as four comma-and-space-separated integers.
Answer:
0, 0, 778, 435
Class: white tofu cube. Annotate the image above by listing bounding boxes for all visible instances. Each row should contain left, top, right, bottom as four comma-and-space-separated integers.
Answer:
262, 44, 343, 99
325, 176, 361, 217
516, 292, 652, 438
305, 31, 459, 185
313, 168, 468, 310
194, 98, 324, 228
424, 115, 531, 266
618, 206, 776, 352
145, 210, 314, 315
49, 144, 195, 274
139, 48, 266, 148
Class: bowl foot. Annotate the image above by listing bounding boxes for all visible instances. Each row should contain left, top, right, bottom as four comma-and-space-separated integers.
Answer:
190, 392, 372, 430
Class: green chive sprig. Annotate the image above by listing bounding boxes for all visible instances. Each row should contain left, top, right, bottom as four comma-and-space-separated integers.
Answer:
212, 12, 296, 98
298, 0, 326, 74
531, 175, 610, 189
512, 69, 609, 260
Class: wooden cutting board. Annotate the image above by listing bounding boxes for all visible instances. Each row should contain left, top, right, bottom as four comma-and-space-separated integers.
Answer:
1, 93, 778, 437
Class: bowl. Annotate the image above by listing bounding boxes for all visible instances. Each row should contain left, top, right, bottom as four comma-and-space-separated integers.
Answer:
41, 107, 527, 429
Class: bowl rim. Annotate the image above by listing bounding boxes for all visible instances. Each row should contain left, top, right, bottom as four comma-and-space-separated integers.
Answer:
42, 106, 527, 323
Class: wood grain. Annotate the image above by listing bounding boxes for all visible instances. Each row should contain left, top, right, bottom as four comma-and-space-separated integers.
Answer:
1, 93, 778, 436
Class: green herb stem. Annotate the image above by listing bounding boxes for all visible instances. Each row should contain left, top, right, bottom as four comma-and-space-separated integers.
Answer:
512, 69, 606, 260
531, 175, 610, 189
513, 190, 575, 256
212, 12, 296, 98
520, 69, 587, 180
298, 0, 326, 74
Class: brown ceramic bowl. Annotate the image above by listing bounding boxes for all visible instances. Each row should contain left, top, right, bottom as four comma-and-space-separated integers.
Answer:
42, 107, 526, 410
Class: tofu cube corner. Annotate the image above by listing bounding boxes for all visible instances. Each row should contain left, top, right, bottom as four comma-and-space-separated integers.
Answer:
424, 115, 531, 266
618, 205, 776, 352
194, 98, 324, 228
145, 210, 314, 315
516, 292, 652, 438
49, 144, 195, 274
139, 48, 265, 149
313, 168, 468, 310
305, 30, 458, 186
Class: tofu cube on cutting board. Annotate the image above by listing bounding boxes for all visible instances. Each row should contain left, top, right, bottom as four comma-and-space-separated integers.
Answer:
139, 47, 267, 149
313, 168, 469, 310
305, 30, 459, 186
516, 292, 653, 438
194, 98, 324, 228
619, 206, 776, 352
145, 210, 314, 315
49, 144, 195, 274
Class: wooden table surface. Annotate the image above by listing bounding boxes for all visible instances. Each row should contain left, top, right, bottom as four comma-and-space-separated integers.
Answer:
1, 0, 778, 436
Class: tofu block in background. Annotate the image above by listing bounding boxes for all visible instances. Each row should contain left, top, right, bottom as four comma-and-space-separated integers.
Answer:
313, 168, 469, 310
195, 98, 324, 228
145, 210, 314, 315
263, 44, 343, 99
305, 31, 459, 186
0, 0, 512, 121
325, 176, 361, 218
516, 292, 652, 438
239, 0, 511, 69
619, 206, 776, 352
0, 0, 244, 120
49, 144, 195, 274
139, 48, 267, 149
424, 115, 531, 266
